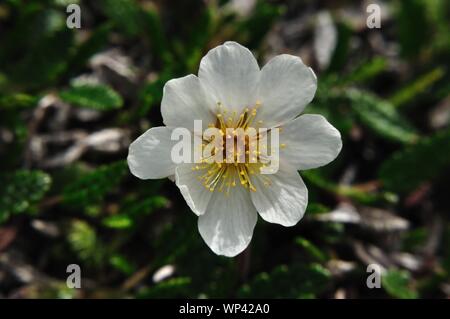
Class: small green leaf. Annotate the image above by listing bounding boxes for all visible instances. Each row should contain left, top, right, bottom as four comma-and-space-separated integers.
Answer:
295, 237, 328, 262
62, 161, 127, 207
342, 57, 387, 85
389, 67, 445, 107
346, 89, 418, 144
102, 196, 168, 229
0, 170, 51, 223
383, 269, 418, 299
379, 129, 450, 193
67, 219, 105, 266
302, 169, 382, 204
102, 214, 134, 229
109, 254, 136, 275
60, 84, 123, 111
0, 93, 38, 110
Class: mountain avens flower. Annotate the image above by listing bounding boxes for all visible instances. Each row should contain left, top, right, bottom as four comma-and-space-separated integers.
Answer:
127, 41, 342, 257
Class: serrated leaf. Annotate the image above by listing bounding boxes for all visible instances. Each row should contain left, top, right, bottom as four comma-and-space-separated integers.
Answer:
238, 263, 330, 298
0, 170, 51, 223
346, 89, 418, 144
379, 129, 450, 193
60, 84, 123, 111
382, 269, 418, 299
62, 161, 127, 207
67, 219, 104, 266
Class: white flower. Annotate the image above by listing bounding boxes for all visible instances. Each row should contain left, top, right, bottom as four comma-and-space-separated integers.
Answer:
127, 41, 342, 257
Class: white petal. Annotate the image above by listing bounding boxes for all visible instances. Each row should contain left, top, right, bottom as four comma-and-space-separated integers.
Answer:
251, 169, 308, 227
161, 74, 216, 131
256, 54, 317, 128
175, 164, 213, 216
198, 187, 257, 257
127, 127, 177, 179
199, 41, 260, 114
280, 114, 342, 170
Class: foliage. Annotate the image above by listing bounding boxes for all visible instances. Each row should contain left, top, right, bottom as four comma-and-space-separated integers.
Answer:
379, 129, 450, 193
0, 170, 51, 223
382, 269, 418, 299
60, 84, 123, 111
0, 0, 449, 299
238, 264, 331, 298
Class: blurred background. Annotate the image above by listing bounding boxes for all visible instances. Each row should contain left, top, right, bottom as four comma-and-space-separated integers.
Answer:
0, 0, 449, 299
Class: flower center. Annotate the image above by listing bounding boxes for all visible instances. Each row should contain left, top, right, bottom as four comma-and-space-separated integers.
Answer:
192, 101, 274, 195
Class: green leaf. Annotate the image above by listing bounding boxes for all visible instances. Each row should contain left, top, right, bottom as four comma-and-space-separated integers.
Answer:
67, 219, 105, 266
346, 89, 418, 144
379, 129, 450, 193
102, 214, 134, 229
238, 263, 330, 298
0, 170, 51, 223
62, 161, 127, 207
382, 269, 418, 299
302, 169, 387, 204
102, 196, 168, 229
60, 84, 123, 111
341, 57, 387, 85
109, 254, 136, 275
0, 93, 39, 110
401, 228, 428, 252
389, 67, 445, 107
295, 237, 328, 262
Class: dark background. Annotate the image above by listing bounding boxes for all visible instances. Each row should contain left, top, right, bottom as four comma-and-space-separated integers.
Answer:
0, 0, 449, 298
